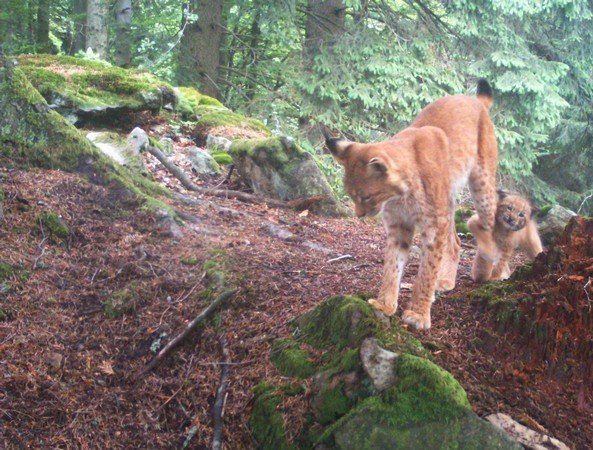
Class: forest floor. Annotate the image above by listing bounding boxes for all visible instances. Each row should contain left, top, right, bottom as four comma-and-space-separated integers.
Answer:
1, 149, 592, 449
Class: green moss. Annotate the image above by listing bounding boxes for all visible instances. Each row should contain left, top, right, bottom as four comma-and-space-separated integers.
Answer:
230, 137, 300, 170
0, 261, 13, 282
180, 256, 199, 266
0, 188, 5, 201
318, 354, 518, 449
249, 382, 294, 450
175, 86, 224, 117
37, 212, 69, 239
271, 338, 315, 378
316, 383, 352, 425
17, 54, 171, 113
211, 151, 234, 165
197, 110, 270, 135
537, 204, 554, 217
103, 283, 138, 318
0, 307, 14, 321
294, 296, 381, 350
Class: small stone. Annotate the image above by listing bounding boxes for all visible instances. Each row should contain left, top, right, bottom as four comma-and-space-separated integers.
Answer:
360, 337, 399, 391
46, 352, 64, 370
537, 205, 577, 246
128, 127, 149, 153
206, 134, 232, 151
485, 413, 570, 450
264, 223, 295, 241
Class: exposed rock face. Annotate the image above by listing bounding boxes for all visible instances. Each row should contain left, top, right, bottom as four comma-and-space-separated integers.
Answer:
86, 131, 146, 173
486, 413, 570, 450
230, 137, 350, 217
186, 146, 221, 177
250, 296, 522, 449
360, 337, 398, 391
537, 204, 577, 245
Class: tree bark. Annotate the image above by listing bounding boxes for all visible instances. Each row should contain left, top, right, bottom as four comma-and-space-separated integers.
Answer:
178, 0, 224, 99
71, 0, 87, 54
36, 0, 51, 52
304, 0, 346, 55
114, 0, 132, 67
85, 0, 108, 59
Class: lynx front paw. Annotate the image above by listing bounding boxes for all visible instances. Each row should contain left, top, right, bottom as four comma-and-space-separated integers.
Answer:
402, 310, 431, 330
368, 299, 396, 317
436, 279, 455, 292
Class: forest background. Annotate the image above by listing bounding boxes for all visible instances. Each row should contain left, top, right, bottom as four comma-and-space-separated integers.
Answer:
2, 0, 593, 213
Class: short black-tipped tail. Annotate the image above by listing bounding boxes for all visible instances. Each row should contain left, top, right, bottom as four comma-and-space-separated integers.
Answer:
476, 79, 493, 110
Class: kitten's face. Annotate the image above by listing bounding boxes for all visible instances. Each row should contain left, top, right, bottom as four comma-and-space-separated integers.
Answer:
496, 195, 532, 232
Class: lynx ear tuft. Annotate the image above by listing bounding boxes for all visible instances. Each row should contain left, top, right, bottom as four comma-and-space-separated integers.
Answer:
497, 189, 508, 200
324, 130, 352, 164
367, 157, 388, 177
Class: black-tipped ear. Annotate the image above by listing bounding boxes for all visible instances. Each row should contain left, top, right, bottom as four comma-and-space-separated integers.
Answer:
323, 130, 351, 164
367, 157, 388, 177
497, 189, 508, 200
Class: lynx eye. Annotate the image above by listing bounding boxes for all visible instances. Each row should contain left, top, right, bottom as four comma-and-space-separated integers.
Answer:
506, 205, 513, 211
361, 195, 372, 203
518, 212, 525, 218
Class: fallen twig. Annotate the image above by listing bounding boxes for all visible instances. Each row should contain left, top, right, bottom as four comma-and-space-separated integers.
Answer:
138, 289, 237, 377
145, 143, 324, 211
327, 254, 354, 263
212, 334, 231, 450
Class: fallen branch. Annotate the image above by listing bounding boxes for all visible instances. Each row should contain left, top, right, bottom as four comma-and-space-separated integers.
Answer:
212, 334, 231, 450
138, 289, 237, 377
145, 143, 324, 211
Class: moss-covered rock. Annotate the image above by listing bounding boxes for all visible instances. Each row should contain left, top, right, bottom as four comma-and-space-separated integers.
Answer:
37, 212, 69, 239
86, 131, 147, 173
17, 54, 175, 125
175, 86, 223, 117
249, 383, 294, 450
0, 56, 168, 211
271, 338, 316, 379
251, 296, 518, 449
229, 137, 349, 217
103, 283, 138, 318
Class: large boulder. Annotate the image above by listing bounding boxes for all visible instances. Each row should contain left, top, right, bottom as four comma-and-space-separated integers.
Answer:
16, 54, 176, 125
229, 137, 350, 217
250, 296, 521, 449
536, 204, 577, 245
0, 54, 165, 206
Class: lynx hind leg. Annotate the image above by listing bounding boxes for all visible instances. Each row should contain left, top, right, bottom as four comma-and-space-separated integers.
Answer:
491, 259, 511, 280
437, 209, 461, 291
368, 224, 414, 317
469, 169, 498, 260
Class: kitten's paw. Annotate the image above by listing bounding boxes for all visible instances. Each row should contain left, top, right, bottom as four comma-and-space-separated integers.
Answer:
368, 299, 396, 317
436, 279, 455, 292
402, 310, 431, 330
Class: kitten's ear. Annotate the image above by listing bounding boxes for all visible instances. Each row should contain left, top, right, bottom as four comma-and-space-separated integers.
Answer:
323, 129, 351, 165
497, 189, 508, 200
367, 156, 388, 177
530, 204, 540, 219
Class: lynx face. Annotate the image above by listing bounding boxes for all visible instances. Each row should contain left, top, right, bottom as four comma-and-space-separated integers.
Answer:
495, 193, 532, 232
326, 140, 409, 217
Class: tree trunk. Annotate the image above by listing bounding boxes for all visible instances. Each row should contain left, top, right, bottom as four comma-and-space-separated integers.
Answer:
114, 0, 132, 67
36, 0, 51, 52
72, 0, 87, 54
85, 0, 108, 59
177, 0, 224, 99
304, 0, 346, 55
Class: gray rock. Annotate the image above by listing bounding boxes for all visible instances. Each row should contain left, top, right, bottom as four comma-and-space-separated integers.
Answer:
360, 337, 398, 391
537, 205, 577, 245
128, 127, 149, 153
156, 209, 184, 240
87, 131, 146, 173
206, 134, 232, 151
485, 413, 570, 450
187, 146, 221, 176
230, 137, 350, 217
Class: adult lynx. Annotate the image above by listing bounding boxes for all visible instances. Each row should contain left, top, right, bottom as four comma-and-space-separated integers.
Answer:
326, 80, 498, 329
